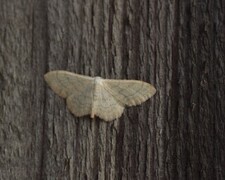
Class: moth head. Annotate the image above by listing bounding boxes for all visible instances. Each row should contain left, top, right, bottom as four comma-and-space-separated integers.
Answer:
95, 77, 103, 85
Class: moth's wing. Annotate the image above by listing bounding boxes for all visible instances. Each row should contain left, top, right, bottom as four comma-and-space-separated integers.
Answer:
103, 79, 156, 106
44, 71, 94, 117
44, 70, 94, 98
66, 93, 93, 117
94, 84, 124, 121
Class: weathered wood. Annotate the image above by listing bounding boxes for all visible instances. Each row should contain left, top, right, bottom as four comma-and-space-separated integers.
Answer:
0, 0, 224, 179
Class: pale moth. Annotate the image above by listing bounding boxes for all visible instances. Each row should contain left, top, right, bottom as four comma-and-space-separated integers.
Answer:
44, 71, 156, 121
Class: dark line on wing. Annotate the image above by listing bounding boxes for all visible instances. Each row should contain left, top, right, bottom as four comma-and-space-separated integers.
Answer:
116, 81, 145, 98
69, 82, 95, 108
56, 71, 67, 95
92, 84, 119, 109
104, 81, 146, 103
56, 72, 94, 99
101, 82, 126, 106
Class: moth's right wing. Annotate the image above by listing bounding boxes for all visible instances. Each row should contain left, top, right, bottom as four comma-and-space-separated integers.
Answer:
93, 83, 124, 121
103, 79, 156, 106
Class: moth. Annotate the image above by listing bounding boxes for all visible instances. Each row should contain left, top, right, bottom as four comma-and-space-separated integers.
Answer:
44, 71, 156, 121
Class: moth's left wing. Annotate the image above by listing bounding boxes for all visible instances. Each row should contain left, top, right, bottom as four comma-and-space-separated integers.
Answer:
44, 70, 94, 98
44, 71, 94, 117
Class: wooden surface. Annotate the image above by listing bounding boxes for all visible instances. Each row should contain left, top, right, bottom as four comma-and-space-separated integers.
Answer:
0, 0, 224, 179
